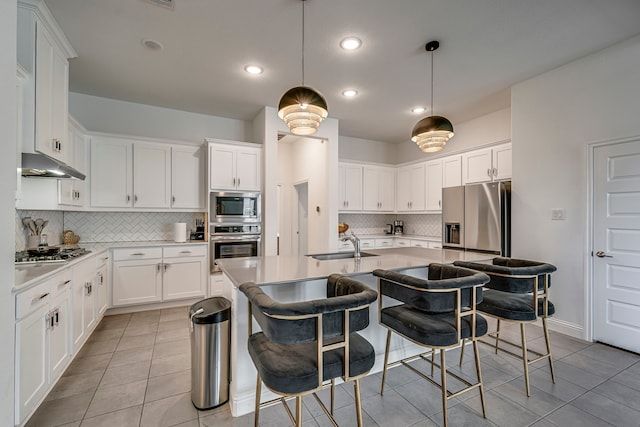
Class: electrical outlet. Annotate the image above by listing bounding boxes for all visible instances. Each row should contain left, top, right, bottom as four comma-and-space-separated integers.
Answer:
551, 208, 566, 220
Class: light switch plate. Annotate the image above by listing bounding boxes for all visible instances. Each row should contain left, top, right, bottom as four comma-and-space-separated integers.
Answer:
551, 208, 566, 220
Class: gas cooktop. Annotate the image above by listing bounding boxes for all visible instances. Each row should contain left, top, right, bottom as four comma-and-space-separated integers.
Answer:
15, 247, 92, 265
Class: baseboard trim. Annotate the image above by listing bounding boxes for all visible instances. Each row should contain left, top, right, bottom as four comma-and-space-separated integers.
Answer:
541, 318, 585, 340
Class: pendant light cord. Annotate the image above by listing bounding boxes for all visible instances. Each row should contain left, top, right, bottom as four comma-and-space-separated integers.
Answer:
430, 48, 434, 116
301, 0, 305, 86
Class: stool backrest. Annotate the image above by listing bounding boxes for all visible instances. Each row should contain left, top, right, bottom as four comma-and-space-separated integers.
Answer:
455, 258, 556, 294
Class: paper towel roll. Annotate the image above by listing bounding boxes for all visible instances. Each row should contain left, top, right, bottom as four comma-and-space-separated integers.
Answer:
173, 222, 187, 243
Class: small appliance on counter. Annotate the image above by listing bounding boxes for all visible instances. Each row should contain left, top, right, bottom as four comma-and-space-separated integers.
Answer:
190, 219, 206, 241
393, 220, 404, 235
385, 224, 393, 234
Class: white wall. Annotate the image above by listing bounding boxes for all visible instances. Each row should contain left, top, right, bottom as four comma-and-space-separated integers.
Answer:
69, 93, 251, 143
511, 34, 640, 337
1, 0, 17, 422
395, 108, 511, 164
339, 136, 397, 165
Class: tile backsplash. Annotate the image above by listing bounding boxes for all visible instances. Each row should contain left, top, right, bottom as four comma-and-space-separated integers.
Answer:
338, 213, 442, 237
16, 210, 201, 251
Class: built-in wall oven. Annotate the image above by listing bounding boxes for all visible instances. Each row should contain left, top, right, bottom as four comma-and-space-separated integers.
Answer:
211, 191, 261, 223
210, 223, 261, 272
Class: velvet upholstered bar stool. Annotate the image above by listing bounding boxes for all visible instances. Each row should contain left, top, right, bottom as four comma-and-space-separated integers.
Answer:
239, 274, 378, 427
373, 264, 490, 427
454, 258, 557, 396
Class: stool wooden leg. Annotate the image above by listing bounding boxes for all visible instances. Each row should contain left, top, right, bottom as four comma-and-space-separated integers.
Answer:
330, 378, 335, 415
495, 319, 501, 354
520, 323, 531, 397
473, 340, 486, 418
440, 349, 448, 427
354, 379, 364, 427
542, 317, 556, 383
459, 338, 466, 367
254, 373, 262, 427
295, 396, 303, 427
381, 330, 391, 395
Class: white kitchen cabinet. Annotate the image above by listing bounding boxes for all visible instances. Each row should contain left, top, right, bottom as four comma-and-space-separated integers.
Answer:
95, 253, 110, 317
427, 240, 442, 249
394, 238, 411, 248
58, 117, 87, 208
338, 163, 363, 211
171, 145, 204, 209
462, 142, 512, 184
375, 238, 394, 249
410, 239, 428, 248
112, 245, 206, 307
209, 141, 261, 192
90, 136, 133, 208
15, 270, 72, 426
359, 238, 376, 250
363, 166, 395, 212
337, 239, 354, 251
162, 245, 207, 300
425, 159, 443, 212
442, 155, 462, 188
133, 142, 171, 208
112, 247, 163, 306
72, 260, 97, 350
17, 1, 76, 166
396, 163, 425, 212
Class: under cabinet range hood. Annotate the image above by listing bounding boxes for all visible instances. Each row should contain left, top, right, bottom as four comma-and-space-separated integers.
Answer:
20, 152, 86, 180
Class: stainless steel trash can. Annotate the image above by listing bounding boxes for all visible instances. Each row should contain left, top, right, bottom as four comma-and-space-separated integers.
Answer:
189, 297, 231, 410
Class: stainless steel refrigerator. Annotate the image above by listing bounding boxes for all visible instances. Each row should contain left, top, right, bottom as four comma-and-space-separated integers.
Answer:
442, 181, 511, 256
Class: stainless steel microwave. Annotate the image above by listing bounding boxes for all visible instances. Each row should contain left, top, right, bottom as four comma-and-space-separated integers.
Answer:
210, 191, 261, 223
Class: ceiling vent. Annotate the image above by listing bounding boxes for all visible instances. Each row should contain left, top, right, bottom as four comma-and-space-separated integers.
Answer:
144, 0, 175, 10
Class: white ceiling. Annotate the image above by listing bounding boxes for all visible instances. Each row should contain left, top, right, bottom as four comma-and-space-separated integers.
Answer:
45, 0, 640, 144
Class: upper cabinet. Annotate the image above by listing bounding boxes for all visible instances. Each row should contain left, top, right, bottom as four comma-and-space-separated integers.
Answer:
425, 159, 443, 212
363, 165, 395, 212
58, 117, 87, 207
208, 140, 261, 192
396, 163, 425, 212
442, 155, 462, 188
338, 163, 363, 211
462, 142, 512, 184
90, 135, 203, 211
17, 0, 76, 165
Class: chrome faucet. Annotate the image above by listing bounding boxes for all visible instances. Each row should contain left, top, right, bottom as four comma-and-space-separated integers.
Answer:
341, 232, 361, 259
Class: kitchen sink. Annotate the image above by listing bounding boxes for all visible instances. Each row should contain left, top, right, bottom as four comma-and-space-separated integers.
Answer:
308, 252, 378, 261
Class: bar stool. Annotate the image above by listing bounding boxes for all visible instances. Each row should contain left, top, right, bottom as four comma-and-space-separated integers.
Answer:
454, 257, 557, 396
373, 264, 490, 427
239, 274, 378, 427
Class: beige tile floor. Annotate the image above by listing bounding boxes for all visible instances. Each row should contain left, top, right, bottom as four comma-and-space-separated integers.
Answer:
25, 307, 640, 426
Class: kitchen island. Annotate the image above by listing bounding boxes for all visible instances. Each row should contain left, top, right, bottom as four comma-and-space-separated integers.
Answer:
217, 247, 492, 417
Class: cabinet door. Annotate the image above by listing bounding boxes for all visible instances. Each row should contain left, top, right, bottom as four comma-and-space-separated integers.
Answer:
397, 164, 425, 212
442, 155, 462, 188
236, 148, 261, 191
362, 167, 381, 211
95, 264, 108, 317
49, 290, 71, 381
34, 24, 55, 159
162, 257, 206, 300
493, 143, 512, 180
50, 47, 69, 164
172, 145, 203, 209
378, 168, 395, 211
91, 137, 133, 208
15, 305, 49, 424
112, 260, 162, 306
133, 142, 171, 208
425, 160, 443, 211
462, 147, 493, 184
209, 144, 236, 190
396, 167, 413, 212
339, 164, 362, 211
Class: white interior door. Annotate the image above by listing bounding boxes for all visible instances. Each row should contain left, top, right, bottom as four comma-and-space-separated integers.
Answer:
295, 182, 308, 256
593, 139, 640, 353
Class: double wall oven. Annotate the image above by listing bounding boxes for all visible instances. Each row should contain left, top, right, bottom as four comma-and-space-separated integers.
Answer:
210, 192, 261, 272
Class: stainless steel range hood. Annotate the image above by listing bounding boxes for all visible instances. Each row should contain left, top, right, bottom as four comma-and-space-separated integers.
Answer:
21, 152, 86, 180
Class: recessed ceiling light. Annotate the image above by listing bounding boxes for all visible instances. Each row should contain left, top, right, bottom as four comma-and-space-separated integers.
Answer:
244, 65, 264, 75
141, 38, 164, 50
411, 106, 426, 113
340, 37, 362, 50
342, 89, 358, 98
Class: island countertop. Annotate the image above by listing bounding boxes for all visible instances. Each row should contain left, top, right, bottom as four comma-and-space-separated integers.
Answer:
217, 247, 492, 287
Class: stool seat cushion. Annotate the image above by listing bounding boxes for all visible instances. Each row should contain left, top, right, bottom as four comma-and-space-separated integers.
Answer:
380, 304, 488, 347
248, 332, 375, 395
478, 289, 555, 321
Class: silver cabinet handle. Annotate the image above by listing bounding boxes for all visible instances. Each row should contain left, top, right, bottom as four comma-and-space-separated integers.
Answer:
45, 312, 53, 329
126, 195, 131, 202
131, 252, 145, 256
179, 250, 192, 254
172, 196, 176, 203
157, 263, 162, 272
60, 280, 71, 288
85, 282, 92, 295
595, 251, 612, 258
164, 263, 169, 272
232, 177, 236, 186
134, 195, 138, 203
487, 168, 492, 177
32, 292, 50, 303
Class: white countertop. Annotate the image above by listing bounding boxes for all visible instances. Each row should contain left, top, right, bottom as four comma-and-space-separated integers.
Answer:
217, 247, 491, 288
14, 240, 208, 292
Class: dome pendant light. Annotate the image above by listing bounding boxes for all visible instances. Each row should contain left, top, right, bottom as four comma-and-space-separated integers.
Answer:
411, 41, 454, 153
278, 0, 328, 135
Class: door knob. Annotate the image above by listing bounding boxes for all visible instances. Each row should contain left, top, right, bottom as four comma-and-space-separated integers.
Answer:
595, 251, 612, 258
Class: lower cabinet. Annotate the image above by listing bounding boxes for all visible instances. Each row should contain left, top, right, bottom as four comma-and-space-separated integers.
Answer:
72, 260, 97, 350
112, 245, 206, 307
95, 253, 110, 316
15, 270, 72, 426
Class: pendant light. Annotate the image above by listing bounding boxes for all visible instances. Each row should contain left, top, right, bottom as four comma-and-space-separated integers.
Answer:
411, 41, 454, 153
278, 0, 328, 135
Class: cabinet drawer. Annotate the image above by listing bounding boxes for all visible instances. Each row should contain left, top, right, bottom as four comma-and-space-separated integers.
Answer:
360, 239, 376, 249
337, 240, 353, 251
163, 245, 207, 258
16, 280, 52, 320
410, 240, 428, 248
394, 238, 411, 247
376, 238, 393, 248
112, 247, 162, 261
95, 252, 110, 268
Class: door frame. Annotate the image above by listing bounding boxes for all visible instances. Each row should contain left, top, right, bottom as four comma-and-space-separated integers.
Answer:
586, 134, 640, 343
